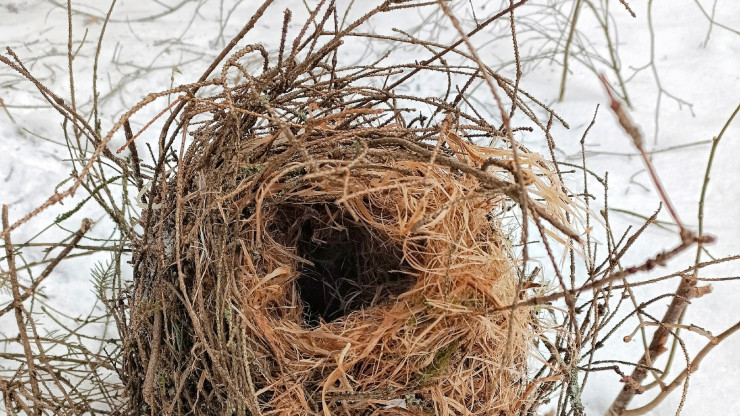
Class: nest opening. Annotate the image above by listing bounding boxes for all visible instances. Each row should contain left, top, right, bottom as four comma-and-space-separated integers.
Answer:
285, 204, 416, 327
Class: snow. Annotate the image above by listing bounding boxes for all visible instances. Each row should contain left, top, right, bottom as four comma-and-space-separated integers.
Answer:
1, 0, 738, 414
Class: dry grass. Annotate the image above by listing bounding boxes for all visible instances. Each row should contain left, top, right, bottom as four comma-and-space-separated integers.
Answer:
118, 4, 578, 412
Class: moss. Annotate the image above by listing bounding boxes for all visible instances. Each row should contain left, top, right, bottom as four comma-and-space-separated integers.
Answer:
417, 341, 459, 386
240, 163, 263, 175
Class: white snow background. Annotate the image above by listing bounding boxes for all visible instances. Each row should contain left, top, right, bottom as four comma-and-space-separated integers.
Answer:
1, 0, 738, 414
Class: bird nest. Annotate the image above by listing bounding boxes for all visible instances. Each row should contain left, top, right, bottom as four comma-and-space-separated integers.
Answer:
121, 4, 578, 416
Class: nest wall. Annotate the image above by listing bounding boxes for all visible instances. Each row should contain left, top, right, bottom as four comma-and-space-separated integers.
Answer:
122, 5, 578, 414
127, 106, 570, 415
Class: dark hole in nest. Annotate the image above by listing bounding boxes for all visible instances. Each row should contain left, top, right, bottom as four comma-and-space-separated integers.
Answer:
289, 207, 416, 328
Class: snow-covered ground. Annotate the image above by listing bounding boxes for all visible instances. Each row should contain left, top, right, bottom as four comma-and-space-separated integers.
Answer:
1, 0, 738, 414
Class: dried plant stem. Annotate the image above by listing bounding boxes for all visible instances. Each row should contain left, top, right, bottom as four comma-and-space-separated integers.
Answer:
607, 104, 739, 416
599, 74, 687, 238
384, 0, 528, 93
3, 206, 42, 415
619, 318, 740, 416
644, 101, 740, 394
499, 233, 712, 311
694, 103, 740, 263
558, 0, 583, 102
92, 0, 118, 136
0, 48, 126, 240
433, 8, 536, 371
0, 218, 92, 318
617, 0, 636, 17
66, 0, 79, 141
142, 310, 162, 407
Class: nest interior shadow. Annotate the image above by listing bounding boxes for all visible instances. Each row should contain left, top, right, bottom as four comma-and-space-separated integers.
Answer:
287, 207, 416, 327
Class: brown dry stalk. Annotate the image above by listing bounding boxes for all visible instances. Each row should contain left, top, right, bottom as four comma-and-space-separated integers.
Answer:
601, 72, 706, 415
2, 206, 42, 415
116, 95, 185, 154
496, 233, 713, 312
0, 47, 127, 240
599, 74, 688, 239
142, 309, 162, 407
620, 318, 740, 415
0, 218, 92, 318
608, 102, 740, 414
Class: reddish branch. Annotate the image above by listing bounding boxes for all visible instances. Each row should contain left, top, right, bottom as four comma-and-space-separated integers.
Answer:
599, 74, 706, 414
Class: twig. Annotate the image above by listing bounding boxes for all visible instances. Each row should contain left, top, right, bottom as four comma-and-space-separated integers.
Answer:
608, 103, 740, 415
0, 218, 92, 318
619, 319, 740, 416
652, 102, 740, 398
496, 233, 713, 311
599, 74, 689, 240
3, 206, 42, 415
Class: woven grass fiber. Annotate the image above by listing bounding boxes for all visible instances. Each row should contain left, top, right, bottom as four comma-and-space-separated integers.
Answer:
122, 3, 579, 415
